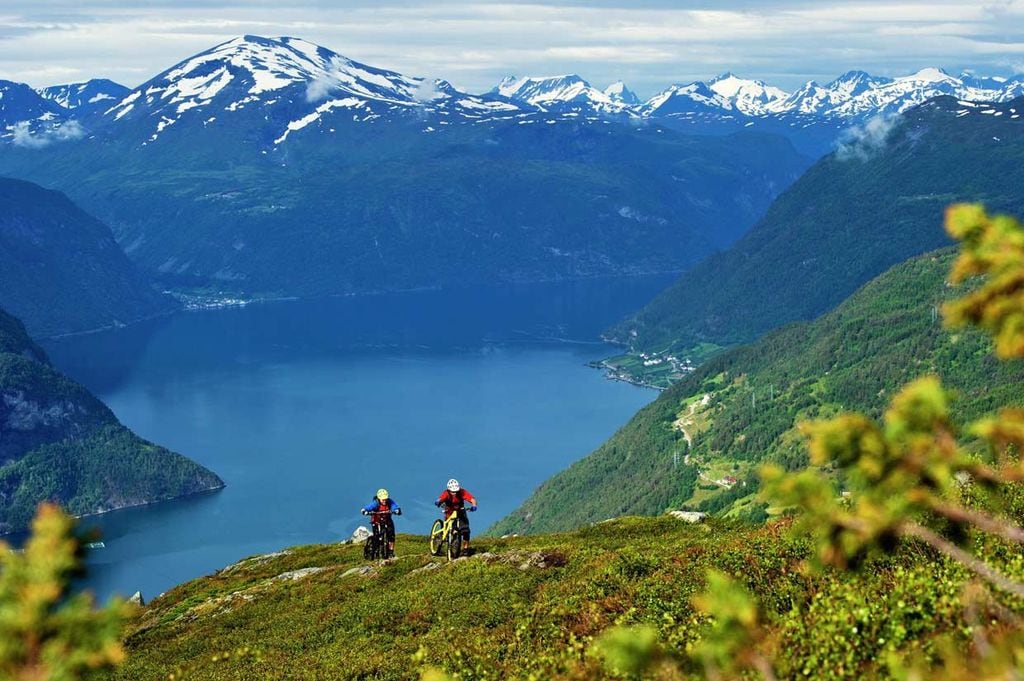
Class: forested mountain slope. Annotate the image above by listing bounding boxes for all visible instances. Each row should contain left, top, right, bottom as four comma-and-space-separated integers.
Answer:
497, 248, 1024, 534
0, 307, 222, 534
0, 38, 809, 298
608, 96, 1024, 358
0, 177, 177, 337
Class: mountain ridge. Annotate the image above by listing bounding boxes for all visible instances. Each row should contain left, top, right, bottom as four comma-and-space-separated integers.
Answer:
606, 94, 1024, 360
2, 35, 1023, 154
0, 176, 179, 338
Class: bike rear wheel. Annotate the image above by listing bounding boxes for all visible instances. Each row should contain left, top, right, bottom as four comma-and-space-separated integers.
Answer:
363, 535, 376, 560
429, 519, 445, 556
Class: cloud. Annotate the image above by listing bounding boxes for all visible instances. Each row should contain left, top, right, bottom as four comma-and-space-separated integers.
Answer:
305, 72, 333, 102
835, 114, 899, 161
413, 78, 442, 102
11, 119, 85, 148
306, 56, 348, 102
1, 1, 1024, 98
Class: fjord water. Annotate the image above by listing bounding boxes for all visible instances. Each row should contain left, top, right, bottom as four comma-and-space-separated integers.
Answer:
45, 276, 671, 601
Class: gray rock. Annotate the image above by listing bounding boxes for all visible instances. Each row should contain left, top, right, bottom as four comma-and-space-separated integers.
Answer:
349, 526, 371, 543
341, 565, 375, 578
128, 591, 145, 606
667, 510, 707, 523
272, 567, 326, 582
220, 550, 292, 574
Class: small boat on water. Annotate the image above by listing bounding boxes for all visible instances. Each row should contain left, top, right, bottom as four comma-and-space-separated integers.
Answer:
85, 541, 106, 549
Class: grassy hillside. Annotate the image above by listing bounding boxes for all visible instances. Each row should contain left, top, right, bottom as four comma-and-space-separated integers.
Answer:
0, 306, 223, 534
607, 96, 1024, 360
0, 176, 178, 337
495, 249, 1024, 535
116, 515, 990, 680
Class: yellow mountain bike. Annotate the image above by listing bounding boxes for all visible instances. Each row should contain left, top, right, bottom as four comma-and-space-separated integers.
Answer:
428, 509, 474, 561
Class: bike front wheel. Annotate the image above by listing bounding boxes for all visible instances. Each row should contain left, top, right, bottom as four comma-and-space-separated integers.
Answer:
429, 519, 445, 556
447, 527, 462, 561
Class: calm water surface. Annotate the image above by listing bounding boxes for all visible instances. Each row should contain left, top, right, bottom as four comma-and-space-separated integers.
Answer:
44, 276, 673, 601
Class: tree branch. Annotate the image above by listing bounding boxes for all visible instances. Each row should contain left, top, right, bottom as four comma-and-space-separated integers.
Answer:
898, 522, 1024, 599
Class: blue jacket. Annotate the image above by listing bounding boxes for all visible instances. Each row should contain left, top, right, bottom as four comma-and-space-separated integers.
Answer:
363, 498, 401, 515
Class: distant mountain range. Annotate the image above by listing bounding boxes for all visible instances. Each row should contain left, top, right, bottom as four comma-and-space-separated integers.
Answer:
0, 35, 1019, 299
0, 35, 809, 299
1, 36, 1021, 155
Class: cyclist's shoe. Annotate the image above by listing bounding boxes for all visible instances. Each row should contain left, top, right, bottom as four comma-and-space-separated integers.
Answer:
388, 549, 396, 559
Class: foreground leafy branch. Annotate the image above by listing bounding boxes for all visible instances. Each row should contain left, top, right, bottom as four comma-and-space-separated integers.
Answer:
692, 204, 1024, 679
0, 503, 128, 681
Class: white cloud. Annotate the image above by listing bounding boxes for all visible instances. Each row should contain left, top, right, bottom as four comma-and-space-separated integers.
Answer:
413, 78, 442, 102
0, 1, 1021, 98
11, 119, 85, 148
835, 114, 899, 161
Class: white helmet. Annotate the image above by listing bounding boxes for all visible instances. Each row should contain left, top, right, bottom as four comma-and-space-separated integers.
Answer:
446, 478, 461, 493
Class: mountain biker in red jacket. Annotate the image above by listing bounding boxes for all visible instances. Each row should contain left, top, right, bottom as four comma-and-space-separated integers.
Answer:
361, 488, 401, 558
435, 478, 477, 553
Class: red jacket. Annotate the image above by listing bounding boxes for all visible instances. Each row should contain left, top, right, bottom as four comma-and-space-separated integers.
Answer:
437, 489, 477, 518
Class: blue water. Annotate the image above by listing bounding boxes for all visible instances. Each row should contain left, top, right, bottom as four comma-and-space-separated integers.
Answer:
44, 276, 671, 602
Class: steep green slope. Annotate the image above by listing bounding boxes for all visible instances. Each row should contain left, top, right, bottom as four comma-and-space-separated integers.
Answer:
0, 177, 178, 337
117, 516, 992, 680
0, 120, 808, 298
0, 307, 222, 534
495, 249, 1024, 535
608, 96, 1024, 358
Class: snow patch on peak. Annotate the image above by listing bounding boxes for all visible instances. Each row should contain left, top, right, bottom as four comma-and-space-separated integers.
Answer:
492, 73, 632, 114
899, 67, 954, 83
707, 74, 788, 115
604, 80, 640, 106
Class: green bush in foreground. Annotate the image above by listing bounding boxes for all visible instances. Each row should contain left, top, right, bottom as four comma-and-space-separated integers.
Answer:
0, 503, 128, 680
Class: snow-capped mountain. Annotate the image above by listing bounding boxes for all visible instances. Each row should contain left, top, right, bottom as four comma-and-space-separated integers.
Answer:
641, 82, 734, 117
604, 81, 640, 106
707, 73, 788, 115
2, 34, 1023, 155
492, 74, 634, 115
0, 80, 82, 147
38, 79, 130, 116
0, 80, 65, 126
644, 67, 1024, 123
102, 35, 523, 145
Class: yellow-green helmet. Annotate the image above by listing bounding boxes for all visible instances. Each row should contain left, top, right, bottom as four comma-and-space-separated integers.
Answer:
376, 488, 389, 500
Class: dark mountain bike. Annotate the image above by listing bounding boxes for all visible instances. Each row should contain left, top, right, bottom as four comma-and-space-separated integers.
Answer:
364, 509, 394, 560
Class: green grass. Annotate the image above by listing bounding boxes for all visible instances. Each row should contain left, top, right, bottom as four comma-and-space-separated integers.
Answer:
116, 515, 994, 680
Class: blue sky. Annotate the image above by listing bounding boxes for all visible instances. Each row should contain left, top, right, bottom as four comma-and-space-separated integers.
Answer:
2, 1, 1023, 96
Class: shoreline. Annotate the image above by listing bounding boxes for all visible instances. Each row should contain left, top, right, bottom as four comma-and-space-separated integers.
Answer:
0, 483, 226, 540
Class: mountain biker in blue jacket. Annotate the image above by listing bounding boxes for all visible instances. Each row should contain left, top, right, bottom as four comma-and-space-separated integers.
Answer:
362, 488, 402, 558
